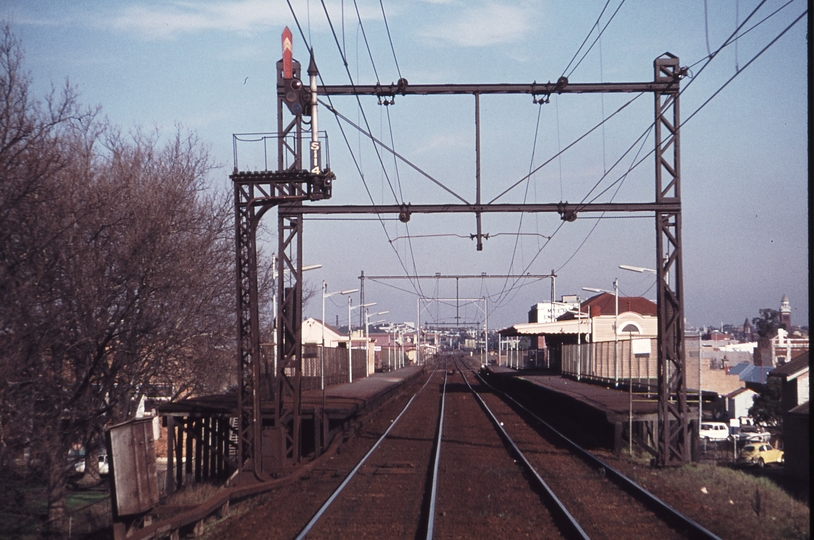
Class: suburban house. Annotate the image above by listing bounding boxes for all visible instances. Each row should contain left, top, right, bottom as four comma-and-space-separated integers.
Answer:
768, 351, 809, 414
724, 387, 759, 420
784, 401, 809, 490
302, 317, 346, 348
301, 317, 374, 379
770, 351, 810, 490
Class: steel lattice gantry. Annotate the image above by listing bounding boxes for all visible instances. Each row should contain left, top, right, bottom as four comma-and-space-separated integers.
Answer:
233, 47, 688, 472
278, 53, 690, 466
653, 54, 689, 466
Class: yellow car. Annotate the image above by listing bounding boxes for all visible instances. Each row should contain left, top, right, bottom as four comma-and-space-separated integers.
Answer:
737, 443, 784, 468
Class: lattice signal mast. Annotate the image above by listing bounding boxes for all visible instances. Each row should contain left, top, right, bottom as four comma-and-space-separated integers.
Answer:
230, 27, 334, 481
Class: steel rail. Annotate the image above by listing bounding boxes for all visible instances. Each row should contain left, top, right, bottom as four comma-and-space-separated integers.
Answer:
473, 367, 722, 540
425, 365, 447, 540
294, 359, 445, 540
454, 359, 590, 540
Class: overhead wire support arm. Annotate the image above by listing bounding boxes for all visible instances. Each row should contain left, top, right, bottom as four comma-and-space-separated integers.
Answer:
317, 80, 679, 98
280, 201, 679, 217
363, 273, 555, 280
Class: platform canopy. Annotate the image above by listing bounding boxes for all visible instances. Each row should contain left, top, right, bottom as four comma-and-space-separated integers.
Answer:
499, 319, 590, 337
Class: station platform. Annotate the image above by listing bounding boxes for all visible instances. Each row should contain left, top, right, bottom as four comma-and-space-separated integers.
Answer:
159, 364, 426, 421
300, 365, 426, 422
157, 365, 428, 490
481, 365, 664, 455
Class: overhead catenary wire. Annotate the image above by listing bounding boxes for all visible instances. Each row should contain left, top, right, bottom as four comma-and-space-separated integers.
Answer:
319, 99, 470, 204
681, 8, 807, 128
382, 100, 423, 287
497, 0, 796, 303
555, 125, 653, 274
286, 0, 427, 300
378, 0, 402, 80
320, 0, 400, 205
539, 3, 806, 289
560, 0, 613, 79
351, 0, 381, 83
493, 104, 544, 306
287, 0, 803, 324
322, 0, 428, 299
564, 0, 627, 80
488, 93, 643, 204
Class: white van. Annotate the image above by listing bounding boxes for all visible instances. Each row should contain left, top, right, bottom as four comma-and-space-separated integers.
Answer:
699, 422, 730, 442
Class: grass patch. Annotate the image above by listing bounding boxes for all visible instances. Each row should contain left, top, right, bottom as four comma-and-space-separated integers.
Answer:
165, 482, 225, 507
603, 453, 810, 539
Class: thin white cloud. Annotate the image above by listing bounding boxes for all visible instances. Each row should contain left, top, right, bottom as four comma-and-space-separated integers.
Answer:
106, 0, 387, 41
422, 3, 539, 47
109, 1, 293, 40
411, 132, 469, 156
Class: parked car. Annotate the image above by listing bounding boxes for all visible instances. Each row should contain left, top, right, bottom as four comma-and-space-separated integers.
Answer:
737, 443, 784, 468
699, 422, 730, 442
74, 453, 109, 475
737, 425, 771, 443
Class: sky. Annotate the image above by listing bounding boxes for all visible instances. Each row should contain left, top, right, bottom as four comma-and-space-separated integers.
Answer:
2, 0, 808, 333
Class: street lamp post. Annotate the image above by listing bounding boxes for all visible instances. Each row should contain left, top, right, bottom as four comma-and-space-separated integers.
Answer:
387, 327, 393, 371
365, 309, 389, 375
271, 261, 322, 380
629, 330, 634, 455
619, 264, 659, 388
619, 264, 662, 285
348, 300, 375, 383
583, 278, 619, 384
567, 301, 585, 380
321, 283, 358, 390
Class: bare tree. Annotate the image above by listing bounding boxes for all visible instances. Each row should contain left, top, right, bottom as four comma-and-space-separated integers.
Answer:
0, 25, 236, 533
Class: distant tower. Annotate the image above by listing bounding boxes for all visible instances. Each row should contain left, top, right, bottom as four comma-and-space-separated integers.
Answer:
779, 294, 791, 330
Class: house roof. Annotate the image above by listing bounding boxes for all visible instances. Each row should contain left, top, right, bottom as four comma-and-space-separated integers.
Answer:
738, 365, 774, 384
728, 363, 751, 375
788, 401, 809, 415
302, 317, 345, 344
725, 387, 756, 399
558, 293, 657, 319
769, 351, 809, 380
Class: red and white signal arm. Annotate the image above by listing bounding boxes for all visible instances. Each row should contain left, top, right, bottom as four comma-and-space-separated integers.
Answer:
282, 27, 293, 78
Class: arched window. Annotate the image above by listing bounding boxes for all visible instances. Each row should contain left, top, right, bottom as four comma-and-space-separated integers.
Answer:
621, 323, 641, 334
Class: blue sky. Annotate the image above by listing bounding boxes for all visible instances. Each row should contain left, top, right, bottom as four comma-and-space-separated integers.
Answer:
2, 1, 808, 332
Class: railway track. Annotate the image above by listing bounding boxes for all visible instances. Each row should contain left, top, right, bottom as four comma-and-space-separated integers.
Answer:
458, 359, 720, 540
216, 353, 721, 539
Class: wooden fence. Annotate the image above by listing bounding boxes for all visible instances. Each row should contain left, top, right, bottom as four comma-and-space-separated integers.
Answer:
561, 338, 658, 391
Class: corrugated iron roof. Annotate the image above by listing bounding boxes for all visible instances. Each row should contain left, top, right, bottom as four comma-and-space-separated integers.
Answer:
738, 365, 774, 384
499, 319, 589, 336
728, 362, 751, 375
